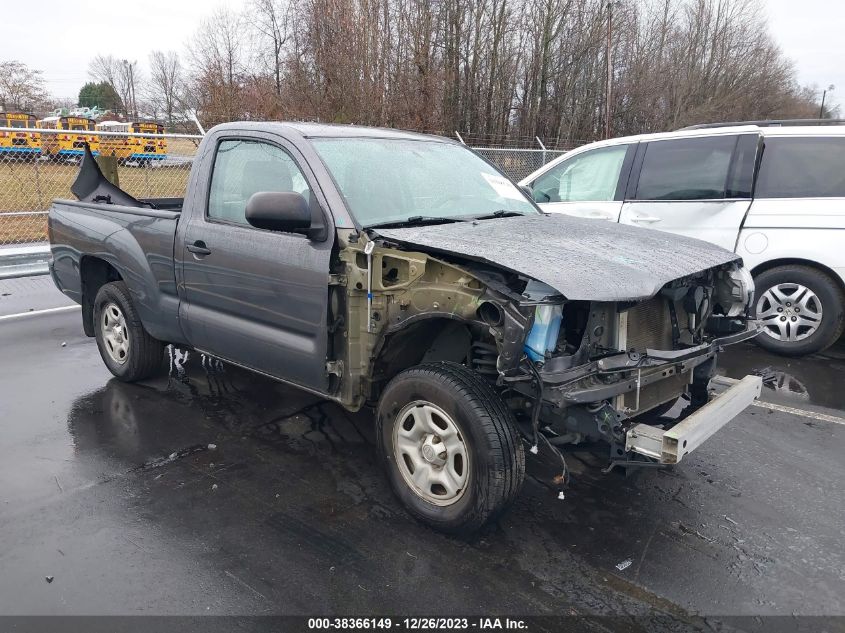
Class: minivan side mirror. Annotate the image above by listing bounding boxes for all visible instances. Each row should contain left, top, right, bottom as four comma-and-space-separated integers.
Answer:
245, 191, 311, 233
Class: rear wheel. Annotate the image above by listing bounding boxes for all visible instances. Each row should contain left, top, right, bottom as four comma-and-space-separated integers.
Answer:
753, 266, 845, 356
377, 362, 524, 534
93, 281, 165, 381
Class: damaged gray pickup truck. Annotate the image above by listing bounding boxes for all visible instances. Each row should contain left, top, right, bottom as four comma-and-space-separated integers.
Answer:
48, 123, 762, 533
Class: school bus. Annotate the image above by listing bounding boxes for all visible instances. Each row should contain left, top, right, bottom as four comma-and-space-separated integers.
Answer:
96, 120, 167, 164
0, 112, 41, 160
38, 116, 99, 159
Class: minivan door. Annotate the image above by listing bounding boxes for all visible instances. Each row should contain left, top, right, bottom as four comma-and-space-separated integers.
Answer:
527, 143, 636, 222
619, 134, 758, 251
178, 133, 333, 392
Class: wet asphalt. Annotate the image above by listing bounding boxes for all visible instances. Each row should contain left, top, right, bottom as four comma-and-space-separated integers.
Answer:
1, 277, 844, 627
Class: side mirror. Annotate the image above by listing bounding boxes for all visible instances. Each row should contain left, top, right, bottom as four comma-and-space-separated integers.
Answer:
245, 191, 311, 233
520, 184, 534, 200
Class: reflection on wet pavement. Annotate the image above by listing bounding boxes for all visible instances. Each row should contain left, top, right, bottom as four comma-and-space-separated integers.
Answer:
3, 308, 844, 621
718, 340, 845, 413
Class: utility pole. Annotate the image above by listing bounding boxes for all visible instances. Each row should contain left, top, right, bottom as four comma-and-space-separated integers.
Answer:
819, 84, 835, 119
605, 1, 613, 139
130, 62, 137, 119
123, 59, 138, 119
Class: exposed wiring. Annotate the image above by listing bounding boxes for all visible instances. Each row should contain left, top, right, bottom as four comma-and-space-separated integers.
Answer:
524, 357, 544, 454
538, 432, 569, 493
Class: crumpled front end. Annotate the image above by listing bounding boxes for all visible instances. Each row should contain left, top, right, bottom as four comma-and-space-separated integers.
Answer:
475, 260, 760, 471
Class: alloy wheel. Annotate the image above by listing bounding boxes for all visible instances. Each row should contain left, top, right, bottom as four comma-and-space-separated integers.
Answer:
756, 283, 823, 342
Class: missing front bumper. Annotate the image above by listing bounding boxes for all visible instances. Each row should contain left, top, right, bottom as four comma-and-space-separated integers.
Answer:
625, 375, 762, 465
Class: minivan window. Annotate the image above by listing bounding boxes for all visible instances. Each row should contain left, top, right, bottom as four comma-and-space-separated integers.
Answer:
635, 136, 736, 200
208, 139, 310, 225
756, 137, 845, 198
531, 145, 628, 203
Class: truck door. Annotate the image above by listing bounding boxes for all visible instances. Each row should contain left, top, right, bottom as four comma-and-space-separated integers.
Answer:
179, 133, 333, 392
618, 134, 758, 252
527, 143, 635, 222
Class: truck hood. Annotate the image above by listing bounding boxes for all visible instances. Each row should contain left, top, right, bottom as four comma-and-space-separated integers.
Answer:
373, 214, 741, 302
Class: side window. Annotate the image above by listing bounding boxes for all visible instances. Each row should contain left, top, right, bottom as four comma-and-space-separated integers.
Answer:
634, 136, 736, 200
756, 137, 845, 198
531, 145, 628, 203
208, 139, 311, 225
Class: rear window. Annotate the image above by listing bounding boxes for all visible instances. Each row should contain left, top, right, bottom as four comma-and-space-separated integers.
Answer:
756, 137, 845, 198
634, 136, 736, 200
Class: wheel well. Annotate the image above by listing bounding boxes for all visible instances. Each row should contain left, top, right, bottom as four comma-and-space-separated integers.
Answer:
750, 258, 845, 295
372, 318, 474, 399
80, 257, 123, 337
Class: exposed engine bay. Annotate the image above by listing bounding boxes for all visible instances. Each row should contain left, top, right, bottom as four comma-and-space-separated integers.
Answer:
329, 216, 759, 478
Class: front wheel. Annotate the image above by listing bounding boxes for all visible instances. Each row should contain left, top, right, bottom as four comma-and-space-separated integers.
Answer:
376, 362, 525, 534
753, 265, 845, 356
93, 281, 165, 381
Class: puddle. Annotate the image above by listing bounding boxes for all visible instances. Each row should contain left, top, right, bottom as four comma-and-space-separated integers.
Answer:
718, 341, 845, 413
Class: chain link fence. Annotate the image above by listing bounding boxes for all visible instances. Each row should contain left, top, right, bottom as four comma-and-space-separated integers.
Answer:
0, 127, 201, 246
472, 147, 567, 182
0, 127, 573, 246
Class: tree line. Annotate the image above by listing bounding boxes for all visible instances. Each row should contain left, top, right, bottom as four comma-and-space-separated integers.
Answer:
2, 0, 836, 147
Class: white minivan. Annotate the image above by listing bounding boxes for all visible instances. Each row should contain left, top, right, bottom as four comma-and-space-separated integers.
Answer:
520, 122, 845, 356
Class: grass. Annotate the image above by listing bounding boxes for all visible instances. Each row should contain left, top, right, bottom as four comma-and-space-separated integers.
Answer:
0, 141, 196, 244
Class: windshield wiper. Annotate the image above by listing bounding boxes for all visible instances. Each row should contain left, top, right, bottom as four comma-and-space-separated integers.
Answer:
470, 210, 526, 221
366, 216, 469, 230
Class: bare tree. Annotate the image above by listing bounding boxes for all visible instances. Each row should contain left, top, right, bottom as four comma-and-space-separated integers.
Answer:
187, 8, 251, 124
88, 54, 141, 117
251, 0, 291, 99
88, 55, 128, 114
167, 0, 824, 143
0, 60, 48, 111
147, 51, 183, 126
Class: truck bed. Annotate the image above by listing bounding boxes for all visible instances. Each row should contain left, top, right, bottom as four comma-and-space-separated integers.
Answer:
48, 198, 186, 346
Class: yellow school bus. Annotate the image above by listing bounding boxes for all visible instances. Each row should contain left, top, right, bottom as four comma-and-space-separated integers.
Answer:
0, 112, 41, 160
97, 120, 167, 164
38, 116, 99, 159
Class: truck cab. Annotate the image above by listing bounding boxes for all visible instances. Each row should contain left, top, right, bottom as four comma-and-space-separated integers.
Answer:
48, 122, 762, 534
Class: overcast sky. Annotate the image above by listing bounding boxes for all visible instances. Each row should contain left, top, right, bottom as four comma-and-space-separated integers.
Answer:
3, 0, 842, 112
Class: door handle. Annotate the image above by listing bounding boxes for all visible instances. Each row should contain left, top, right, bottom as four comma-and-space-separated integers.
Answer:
631, 215, 662, 223
186, 240, 212, 256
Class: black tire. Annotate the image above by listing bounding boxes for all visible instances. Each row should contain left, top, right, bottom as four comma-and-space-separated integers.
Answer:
376, 362, 525, 534
752, 265, 845, 357
93, 281, 165, 381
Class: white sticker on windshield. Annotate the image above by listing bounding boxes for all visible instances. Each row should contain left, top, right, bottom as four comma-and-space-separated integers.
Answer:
482, 173, 524, 200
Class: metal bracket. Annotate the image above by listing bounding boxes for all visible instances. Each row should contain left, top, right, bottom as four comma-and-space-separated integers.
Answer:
325, 360, 344, 377
602, 458, 667, 475
625, 374, 762, 464
328, 274, 347, 286
364, 241, 375, 333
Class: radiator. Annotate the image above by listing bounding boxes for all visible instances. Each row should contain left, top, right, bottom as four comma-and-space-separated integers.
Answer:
618, 298, 689, 413
624, 297, 673, 352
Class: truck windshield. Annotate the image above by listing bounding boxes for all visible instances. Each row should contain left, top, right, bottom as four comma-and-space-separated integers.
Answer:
312, 138, 538, 227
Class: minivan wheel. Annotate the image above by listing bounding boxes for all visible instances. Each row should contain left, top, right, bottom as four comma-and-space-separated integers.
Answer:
753, 266, 845, 357
93, 281, 165, 381
376, 362, 525, 534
